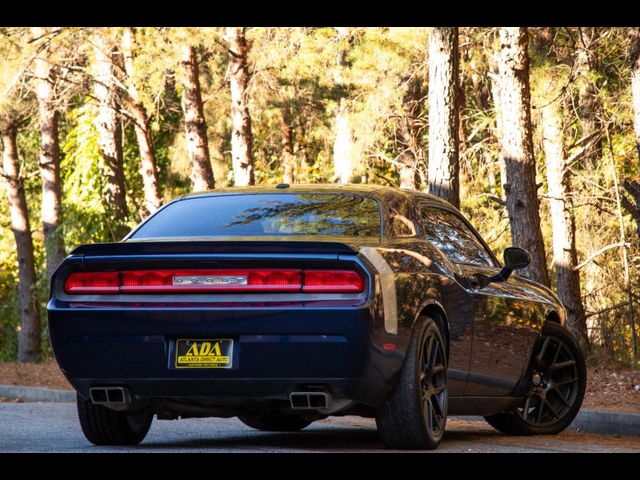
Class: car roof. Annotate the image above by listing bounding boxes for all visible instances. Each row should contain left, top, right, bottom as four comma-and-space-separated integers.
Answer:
179, 184, 459, 211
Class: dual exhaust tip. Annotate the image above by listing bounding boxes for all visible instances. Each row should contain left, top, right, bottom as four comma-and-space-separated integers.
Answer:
90, 386, 129, 405
289, 391, 330, 410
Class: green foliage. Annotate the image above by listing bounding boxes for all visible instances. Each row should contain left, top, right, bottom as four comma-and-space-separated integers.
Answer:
60, 102, 115, 246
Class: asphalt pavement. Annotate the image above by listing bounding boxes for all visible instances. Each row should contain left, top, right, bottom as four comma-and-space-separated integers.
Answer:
1, 402, 638, 453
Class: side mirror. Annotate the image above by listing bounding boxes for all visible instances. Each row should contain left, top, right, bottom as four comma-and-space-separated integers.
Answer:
503, 247, 531, 270
472, 247, 531, 288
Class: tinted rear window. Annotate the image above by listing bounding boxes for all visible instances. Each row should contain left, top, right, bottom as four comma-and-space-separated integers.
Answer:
130, 194, 381, 240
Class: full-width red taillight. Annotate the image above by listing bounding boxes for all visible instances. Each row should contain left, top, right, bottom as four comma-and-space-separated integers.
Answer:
120, 269, 302, 293
64, 272, 120, 294
64, 269, 364, 294
303, 270, 364, 293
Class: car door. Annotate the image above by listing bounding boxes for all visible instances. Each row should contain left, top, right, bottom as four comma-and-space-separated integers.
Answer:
419, 204, 541, 397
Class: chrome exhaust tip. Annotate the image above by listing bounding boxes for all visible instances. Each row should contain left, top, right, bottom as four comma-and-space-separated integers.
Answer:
89, 386, 130, 405
289, 391, 330, 410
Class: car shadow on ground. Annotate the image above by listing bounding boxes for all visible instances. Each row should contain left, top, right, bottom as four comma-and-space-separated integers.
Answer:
137, 423, 505, 452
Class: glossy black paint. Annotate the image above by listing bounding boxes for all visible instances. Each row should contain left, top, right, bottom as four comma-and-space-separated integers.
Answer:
47, 184, 566, 418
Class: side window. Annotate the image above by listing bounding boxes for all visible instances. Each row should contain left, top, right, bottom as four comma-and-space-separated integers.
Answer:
387, 200, 417, 238
420, 206, 497, 268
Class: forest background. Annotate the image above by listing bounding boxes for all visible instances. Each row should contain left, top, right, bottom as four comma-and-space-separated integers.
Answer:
1, 27, 639, 369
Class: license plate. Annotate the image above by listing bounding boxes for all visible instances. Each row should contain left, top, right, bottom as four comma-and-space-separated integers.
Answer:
175, 339, 233, 369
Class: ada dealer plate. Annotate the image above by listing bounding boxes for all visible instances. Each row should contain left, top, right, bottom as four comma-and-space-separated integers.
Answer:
175, 339, 233, 369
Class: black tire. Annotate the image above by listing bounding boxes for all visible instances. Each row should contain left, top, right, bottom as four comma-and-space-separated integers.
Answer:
484, 321, 586, 436
375, 316, 448, 450
238, 412, 313, 432
77, 394, 153, 446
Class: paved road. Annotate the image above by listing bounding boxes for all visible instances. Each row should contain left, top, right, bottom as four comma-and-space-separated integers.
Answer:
1, 402, 638, 452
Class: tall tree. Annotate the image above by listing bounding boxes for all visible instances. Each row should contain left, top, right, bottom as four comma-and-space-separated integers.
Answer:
630, 27, 640, 163
226, 27, 255, 186
92, 31, 128, 239
574, 27, 602, 167
280, 110, 295, 184
31, 28, 65, 279
333, 27, 353, 184
179, 43, 215, 192
427, 27, 460, 208
495, 27, 550, 287
542, 99, 588, 343
397, 75, 421, 190
0, 115, 41, 362
121, 27, 162, 215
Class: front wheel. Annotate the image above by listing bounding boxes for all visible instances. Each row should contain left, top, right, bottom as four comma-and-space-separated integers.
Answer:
77, 394, 153, 446
484, 322, 586, 435
376, 316, 448, 450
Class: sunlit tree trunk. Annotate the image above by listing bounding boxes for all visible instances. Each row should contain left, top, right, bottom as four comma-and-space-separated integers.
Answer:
542, 101, 588, 343
226, 27, 255, 187
1, 118, 41, 362
427, 27, 460, 208
93, 32, 128, 239
32, 33, 65, 279
489, 52, 508, 201
179, 44, 215, 192
333, 27, 353, 184
574, 27, 602, 168
495, 27, 550, 287
630, 27, 640, 163
281, 111, 295, 184
397, 75, 421, 190
122, 27, 162, 216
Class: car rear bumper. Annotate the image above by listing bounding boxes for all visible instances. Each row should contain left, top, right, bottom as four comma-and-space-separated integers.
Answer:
48, 302, 402, 411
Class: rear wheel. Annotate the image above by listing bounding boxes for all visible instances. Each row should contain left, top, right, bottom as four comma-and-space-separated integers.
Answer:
77, 394, 153, 446
238, 412, 313, 432
375, 316, 448, 450
484, 322, 586, 435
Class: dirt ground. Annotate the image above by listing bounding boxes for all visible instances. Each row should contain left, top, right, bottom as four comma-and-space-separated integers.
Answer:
0, 360, 639, 413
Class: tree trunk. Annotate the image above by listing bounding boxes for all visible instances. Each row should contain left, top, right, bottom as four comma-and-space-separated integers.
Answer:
542, 101, 588, 343
1, 119, 41, 362
179, 44, 215, 192
427, 27, 460, 208
495, 27, 550, 287
93, 33, 128, 239
574, 27, 602, 168
333, 27, 353, 184
33, 38, 65, 279
630, 27, 640, 163
489, 52, 508, 201
122, 27, 162, 216
280, 111, 295, 184
226, 27, 255, 187
397, 75, 421, 190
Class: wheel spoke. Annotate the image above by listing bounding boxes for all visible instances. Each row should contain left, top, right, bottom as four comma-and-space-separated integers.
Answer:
553, 360, 576, 371
432, 409, 443, 431
430, 340, 439, 370
536, 337, 551, 365
431, 393, 443, 416
546, 399, 560, 419
435, 384, 447, 394
426, 399, 434, 431
554, 390, 571, 407
536, 398, 545, 424
424, 336, 434, 371
522, 395, 532, 422
551, 340, 562, 368
555, 377, 577, 386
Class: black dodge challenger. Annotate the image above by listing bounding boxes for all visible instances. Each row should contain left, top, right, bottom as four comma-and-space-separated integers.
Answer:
47, 184, 586, 449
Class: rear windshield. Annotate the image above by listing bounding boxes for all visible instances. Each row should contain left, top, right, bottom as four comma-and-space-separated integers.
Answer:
130, 193, 381, 240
